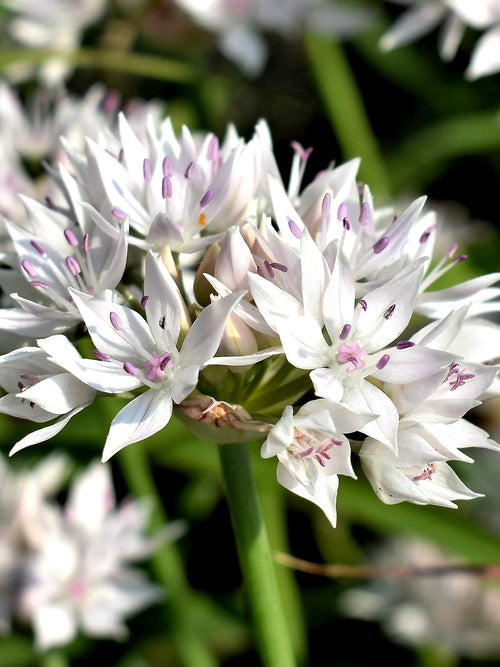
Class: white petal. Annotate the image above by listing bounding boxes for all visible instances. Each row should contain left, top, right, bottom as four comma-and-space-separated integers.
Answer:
102, 390, 173, 461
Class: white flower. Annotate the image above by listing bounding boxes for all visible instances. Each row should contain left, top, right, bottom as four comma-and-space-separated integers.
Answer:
60, 251, 245, 460
0, 191, 128, 339
174, 0, 375, 76
18, 461, 165, 650
380, 0, 500, 79
262, 399, 373, 526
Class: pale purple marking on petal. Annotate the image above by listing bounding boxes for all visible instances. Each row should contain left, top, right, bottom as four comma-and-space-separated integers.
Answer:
359, 202, 370, 226
143, 158, 152, 183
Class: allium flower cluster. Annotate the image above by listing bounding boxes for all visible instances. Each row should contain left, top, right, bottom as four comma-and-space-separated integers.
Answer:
382, 0, 500, 79
1, 109, 499, 529
0, 454, 169, 649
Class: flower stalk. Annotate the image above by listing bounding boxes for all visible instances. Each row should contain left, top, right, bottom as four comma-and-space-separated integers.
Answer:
218, 441, 297, 667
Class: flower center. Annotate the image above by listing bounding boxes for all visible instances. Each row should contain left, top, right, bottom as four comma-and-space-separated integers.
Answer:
336, 341, 366, 372
291, 428, 343, 467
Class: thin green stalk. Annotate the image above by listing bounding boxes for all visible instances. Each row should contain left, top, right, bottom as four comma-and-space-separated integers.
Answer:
0, 47, 196, 82
118, 443, 217, 667
218, 442, 297, 667
303, 32, 392, 202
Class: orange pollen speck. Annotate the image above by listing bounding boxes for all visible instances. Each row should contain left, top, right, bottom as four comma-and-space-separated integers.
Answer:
198, 213, 207, 227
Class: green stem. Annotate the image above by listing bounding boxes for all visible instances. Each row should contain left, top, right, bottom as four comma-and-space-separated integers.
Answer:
118, 443, 217, 667
303, 33, 392, 202
218, 442, 297, 667
0, 47, 196, 82
39, 651, 69, 667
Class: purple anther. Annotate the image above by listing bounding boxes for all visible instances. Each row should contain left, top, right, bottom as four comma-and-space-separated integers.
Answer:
270, 262, 288, 273
30, 240, 46, 256
264, 261, 275, 278
288, 219, 303, 239
322, 193, 331, 219
123, 361, 138, 376
162, 176, 172, 199
452, 253, 468, 264
18, 381, 24, 391
112, 208, 127, 220
162, 156, 173, 177
64, 228, 79, 247
339, 324, 351, 340
118, 148, 124, 164
419, 227, 434, 244
30, 280, 49, 289
93, 349, 110, 362
143, 158, 152, 183
376, 354, 390, 370
359, 202, 370, 226
82, 233, 90, 254
256, 266, 264, 278
110, 312, 122, 331
297, 446, 314, 458
103, 90, 120, 113
65, 256, 81, 276
184, 161, 194, 178
337, 202, 348, 222
22, 259, 37, 277
200, 190, 215, 207
343, 217, 350, 230
140, 295, 149, 308
373, 236, 390, 254
447, 242, 459, 258
396, 340, 415, 349
359, 299, 367, 311
159, 315, 166, 329
45, 196, 55, 210
383, 304, 395, 319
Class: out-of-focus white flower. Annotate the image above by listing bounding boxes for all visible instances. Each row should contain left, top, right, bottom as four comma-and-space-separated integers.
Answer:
381, 0, 500, 79
18, 461, 168, 650
2, 0, 108, 85
341, 537, 500, 658
174, 0, 375, 76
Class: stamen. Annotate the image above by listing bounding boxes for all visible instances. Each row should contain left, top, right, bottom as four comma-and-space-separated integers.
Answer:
163, 156, 173, 177
65, 256, 81, 276
30, 240, 46, 256
93, 349, 110, 362
200, 190, 215, 207
270, 262, 288, 273
376, 354, 390, 370
162, 176, 172, 198
184, 161, 194, 178
322, 193, 331, 220
288, 219, 302, 239
396, 340, 414, 349
82, 233, 90, 254
373, 236, 390, 254
22, 260, 37, 277
383, 304, 395, 319
123, 361, 138, 376
264, 261, 274, 278
358, 299, 367, 311
110, 312, 122, 331
141, 295, 149, 308
159, 315, 166, 329
112, 208, 127, 220
29, 280, 49, 289
339, 324, 351, 340
64, 229, 79, 247
337, 202, 348, 222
